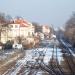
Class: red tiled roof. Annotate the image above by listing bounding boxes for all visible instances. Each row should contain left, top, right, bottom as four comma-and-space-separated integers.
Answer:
14, 19, 29, 27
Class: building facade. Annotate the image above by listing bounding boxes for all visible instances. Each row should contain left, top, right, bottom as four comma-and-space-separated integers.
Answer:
1, 18, 35, 43
42, 25, 50, 34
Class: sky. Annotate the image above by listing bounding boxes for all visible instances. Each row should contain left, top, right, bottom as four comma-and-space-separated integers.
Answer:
0, 0, 75, 28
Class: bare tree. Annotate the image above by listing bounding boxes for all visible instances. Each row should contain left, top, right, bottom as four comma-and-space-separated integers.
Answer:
64, 12, 75, 46
0, 12, 12, 42
16, 36, 23, 44
32, 22, 42, 32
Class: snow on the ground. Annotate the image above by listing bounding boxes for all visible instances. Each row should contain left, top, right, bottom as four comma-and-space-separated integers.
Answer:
8, 47, 54, 74
0, 50, 15, 60
0, 55, 7, 60
43, 48, 53, 65
2, 46, 63, 75
4, 51, 15, 55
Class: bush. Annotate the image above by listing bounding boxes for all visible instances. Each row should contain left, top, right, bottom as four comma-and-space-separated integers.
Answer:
4, 40, 12, 50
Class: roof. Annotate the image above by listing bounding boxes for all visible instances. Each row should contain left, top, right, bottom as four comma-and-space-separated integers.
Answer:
14, 18, 30, 27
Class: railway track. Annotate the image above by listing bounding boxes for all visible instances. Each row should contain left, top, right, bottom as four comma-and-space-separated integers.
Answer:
49, 45, 65, 75
59, 38, 75, 75
24, 47, 56, 75
33, 45, 65, 75
26, 47, 54, 75
3, 39, 75, 75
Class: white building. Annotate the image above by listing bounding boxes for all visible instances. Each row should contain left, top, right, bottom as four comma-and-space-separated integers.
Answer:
1, 18, 35, 43
42, 25, 50, 34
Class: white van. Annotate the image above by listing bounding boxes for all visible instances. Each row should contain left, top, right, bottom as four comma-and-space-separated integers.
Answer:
13, 44, 22, 49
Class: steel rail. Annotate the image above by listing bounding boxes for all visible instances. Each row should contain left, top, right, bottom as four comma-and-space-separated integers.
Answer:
59, 38, 75, 75
50, 44, 65, 75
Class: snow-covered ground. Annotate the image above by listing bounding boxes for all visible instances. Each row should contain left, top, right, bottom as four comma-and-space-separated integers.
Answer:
2, 46, 63, 75
0, 50, 15, 60
1, 39, 64, 75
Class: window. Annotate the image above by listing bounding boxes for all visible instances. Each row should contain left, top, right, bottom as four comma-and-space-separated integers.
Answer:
15, 25, 18, 28
10, 25, 13, 28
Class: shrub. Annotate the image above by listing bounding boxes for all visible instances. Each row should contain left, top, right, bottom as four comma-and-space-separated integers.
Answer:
4, 40, 12, 50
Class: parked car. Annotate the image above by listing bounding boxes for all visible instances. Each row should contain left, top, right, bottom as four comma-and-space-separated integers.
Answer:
13, 43, 23, 49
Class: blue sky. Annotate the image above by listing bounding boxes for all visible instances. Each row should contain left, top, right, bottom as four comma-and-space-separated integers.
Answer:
0, 0, 75, 27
